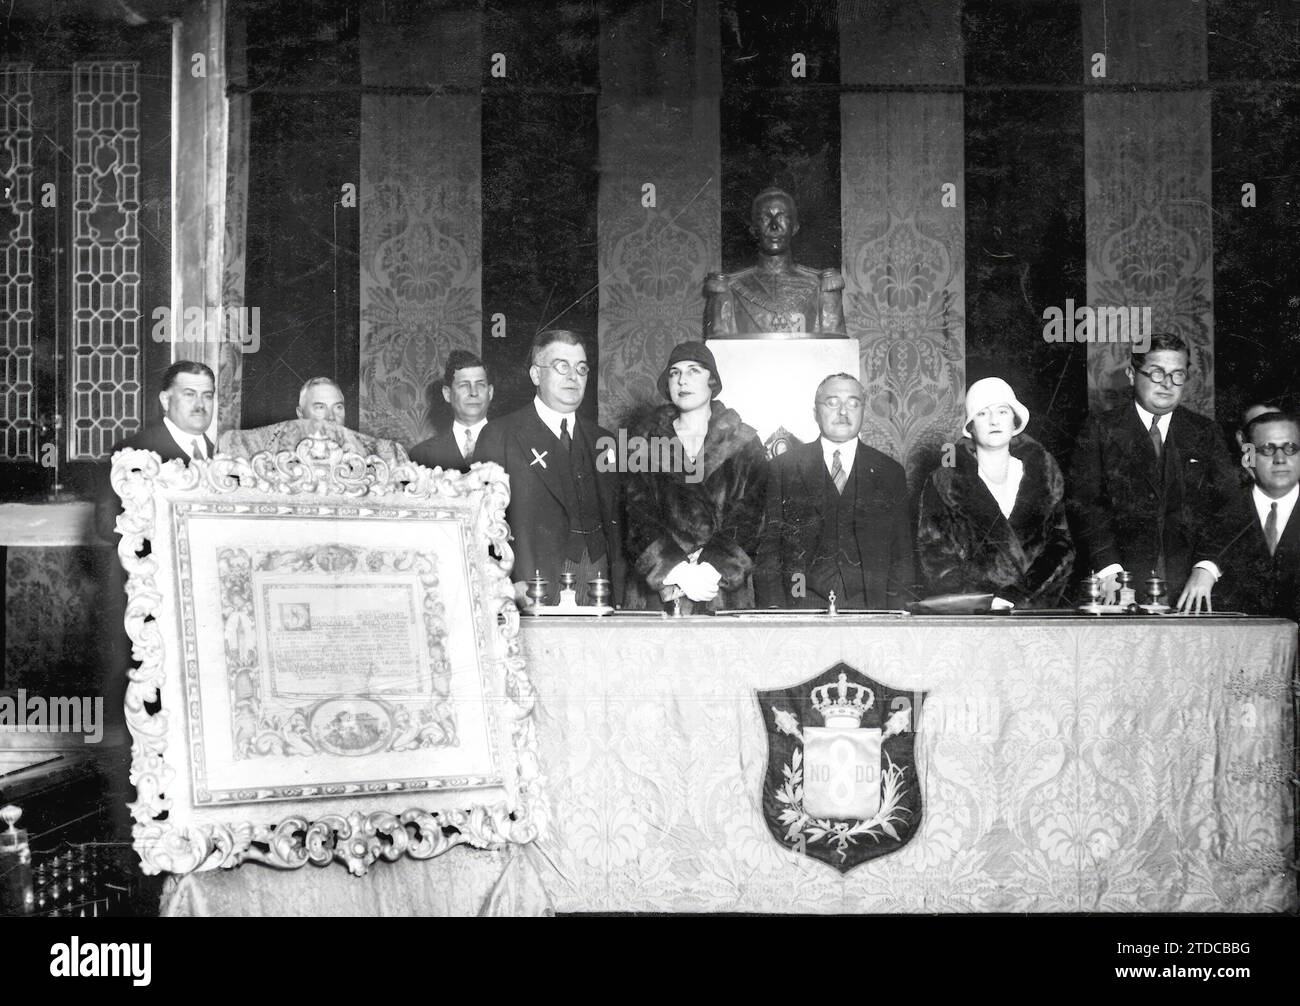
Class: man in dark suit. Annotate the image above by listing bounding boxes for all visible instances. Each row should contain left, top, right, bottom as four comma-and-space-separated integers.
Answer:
755, 373, 915, 609
1178, 411, 1300, 618
475, 330, 624, 607
97, 360, 216, 539
1067, 332, 1238, 601
409, 351, 493, 473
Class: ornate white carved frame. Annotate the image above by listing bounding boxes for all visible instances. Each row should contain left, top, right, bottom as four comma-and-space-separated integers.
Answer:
112, 432, 539, 876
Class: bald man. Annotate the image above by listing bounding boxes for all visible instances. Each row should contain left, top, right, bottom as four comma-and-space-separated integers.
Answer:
755, 373, 915, 609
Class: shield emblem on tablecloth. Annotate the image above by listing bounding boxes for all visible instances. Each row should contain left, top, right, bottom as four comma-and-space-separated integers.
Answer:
758, 662, 925, 872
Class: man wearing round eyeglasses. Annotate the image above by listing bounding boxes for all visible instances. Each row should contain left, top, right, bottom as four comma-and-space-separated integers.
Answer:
475, 329, 625, 607
1179, 411, 1300, 618
1067, 332, 1238, 602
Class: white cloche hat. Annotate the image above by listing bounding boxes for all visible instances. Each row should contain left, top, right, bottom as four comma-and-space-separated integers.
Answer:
963, 377, 1029, 437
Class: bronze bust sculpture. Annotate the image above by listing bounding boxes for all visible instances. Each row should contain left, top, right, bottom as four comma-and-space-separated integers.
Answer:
704, 188, 846, 339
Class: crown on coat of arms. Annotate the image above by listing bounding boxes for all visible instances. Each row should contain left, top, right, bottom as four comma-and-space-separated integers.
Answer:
811, 672, 875, 728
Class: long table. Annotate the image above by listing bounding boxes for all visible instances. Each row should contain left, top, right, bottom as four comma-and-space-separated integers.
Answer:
524, 614, 1298, 913
159, 614, 1297, 915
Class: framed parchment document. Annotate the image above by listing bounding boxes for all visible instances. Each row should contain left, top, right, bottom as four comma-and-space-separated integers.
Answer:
112, 430, 539, 876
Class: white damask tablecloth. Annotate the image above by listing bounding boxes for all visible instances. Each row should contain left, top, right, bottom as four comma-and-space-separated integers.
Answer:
521, 615, 1297, 913
159, 843, 554, 917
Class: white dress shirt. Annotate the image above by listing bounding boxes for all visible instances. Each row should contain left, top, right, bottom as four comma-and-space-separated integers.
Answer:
533, 397, 579, 442
1134, 402, 1171, 447
163, 417, 208, 460
820, 436, 859, 479
1196, 483, 1299, 581
979, 455, 1024, 520
1253, 481, 1299, 536
452, 418, 489, 458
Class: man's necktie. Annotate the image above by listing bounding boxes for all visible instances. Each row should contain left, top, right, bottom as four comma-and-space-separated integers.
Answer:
1265, 502, 1279, 556
191, 438, 204, 461
1149, 415, 1163, 462
831, 449, 846, 494
463, 428, 475, 462
560, 417, 572, 452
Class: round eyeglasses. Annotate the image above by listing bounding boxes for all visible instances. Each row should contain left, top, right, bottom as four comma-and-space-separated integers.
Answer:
538, 359, 590, 377
1134, 366, 1189, 387
1255, 443, 1300, 457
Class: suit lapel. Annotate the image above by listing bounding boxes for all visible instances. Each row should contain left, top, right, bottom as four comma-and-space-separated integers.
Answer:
438, 428, 459, 464
160, 425, 205, 464
516, 407, 572, 518
796, 440, 827, 507
1265, 492, 1300, 561
1121, 405, 1164, 494
1213, 492, 1265, 563
574, 418, 616, 523
161, 426, 187, 460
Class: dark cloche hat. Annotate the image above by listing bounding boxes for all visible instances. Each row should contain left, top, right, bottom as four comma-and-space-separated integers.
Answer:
657, 341, 722, 402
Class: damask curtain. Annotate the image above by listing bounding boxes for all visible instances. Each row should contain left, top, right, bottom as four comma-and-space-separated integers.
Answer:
1082, 0, 1214, 415
840, 2, 967, 486
596, 0, 722, 430
358, 4, 483, 444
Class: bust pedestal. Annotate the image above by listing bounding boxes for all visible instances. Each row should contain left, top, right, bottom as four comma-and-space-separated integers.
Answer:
704, 337, 861, 453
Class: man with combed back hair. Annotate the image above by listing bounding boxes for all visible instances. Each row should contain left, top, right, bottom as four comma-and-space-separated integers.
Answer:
410, 351, 494, 473
1067, 332, 1238, 601
97, 361, 216, 540
295, 377, 346, 425
475, 330, 625, 607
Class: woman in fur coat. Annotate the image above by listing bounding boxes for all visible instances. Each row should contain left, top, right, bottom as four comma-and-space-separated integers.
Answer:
624, 341, 768, 613
916, 377, 1075, 609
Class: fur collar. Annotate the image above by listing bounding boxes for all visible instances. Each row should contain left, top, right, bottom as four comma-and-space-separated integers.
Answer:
636, 400, 759, 482
945, 434, 1058, 533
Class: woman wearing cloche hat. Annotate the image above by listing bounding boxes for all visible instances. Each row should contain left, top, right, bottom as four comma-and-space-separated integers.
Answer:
623, 341, 768, 613
915, 377, 1075, 608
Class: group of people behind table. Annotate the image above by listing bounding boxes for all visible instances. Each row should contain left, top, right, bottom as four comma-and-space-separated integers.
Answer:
421, 328, 1298, 621
109, 330, 1300, 622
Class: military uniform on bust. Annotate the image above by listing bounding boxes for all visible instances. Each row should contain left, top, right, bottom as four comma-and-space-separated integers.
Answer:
704, 187, 846, 339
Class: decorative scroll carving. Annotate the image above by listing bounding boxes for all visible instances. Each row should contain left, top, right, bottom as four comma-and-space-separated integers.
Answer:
113, 429, 538, 876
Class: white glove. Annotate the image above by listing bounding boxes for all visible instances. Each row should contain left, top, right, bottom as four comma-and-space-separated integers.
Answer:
680, 561, 721, 603
663, 561, 692, 589
1095, 564, 1123, 604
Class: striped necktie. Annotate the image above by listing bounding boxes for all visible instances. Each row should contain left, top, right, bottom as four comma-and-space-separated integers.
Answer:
831, 449, 847, 494
463, 427, 475, 461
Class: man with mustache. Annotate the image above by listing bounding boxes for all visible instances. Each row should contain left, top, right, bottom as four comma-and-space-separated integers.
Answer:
111, 360, 215, 465
755, 373, 915, 608
1067, 332, 1238, 602
475, 330, 625, 607
410, 351, 493, 473
96, 360, 215, 539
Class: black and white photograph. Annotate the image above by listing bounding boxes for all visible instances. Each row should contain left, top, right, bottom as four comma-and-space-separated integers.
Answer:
0, 0, 1296, 985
